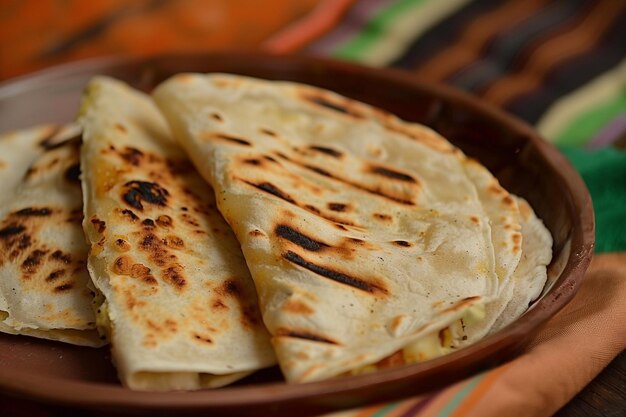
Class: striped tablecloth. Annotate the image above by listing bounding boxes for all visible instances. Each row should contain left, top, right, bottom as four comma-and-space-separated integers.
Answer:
2, 1, 625, 416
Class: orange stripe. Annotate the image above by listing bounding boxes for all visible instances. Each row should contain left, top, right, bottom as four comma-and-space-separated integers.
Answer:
482, 0, 626, 106
448, 363, 513, 417
414, 0, 548, 82
263, 0, 357, 53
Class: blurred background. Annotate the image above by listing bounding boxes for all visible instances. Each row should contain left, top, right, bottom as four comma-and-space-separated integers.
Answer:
3, 0, 625, 252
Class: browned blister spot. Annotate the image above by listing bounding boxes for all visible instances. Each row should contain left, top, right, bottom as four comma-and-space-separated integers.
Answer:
328, 202, 350, 212
120, 209, 139, 222
122, 181, 169, 211
282, 299, 314, 315
130, 264, 157, 285
393, 240, 412, 247
249, 229, 264, 237
114, 238, 131, 251
488, 183, 506, 196
113, 255, 132, 274
163, 264, 186, 289
260, 128, 277, 136
502, 195, 515, 208
212, 299, 229, 310
373, 213, 392, 222
209, 112, 223, 122
90, 216, 106, 233
470, 216, 480, 225
163, 235, 185, 249
114, 123, 128, 133
512, 233, 522, 244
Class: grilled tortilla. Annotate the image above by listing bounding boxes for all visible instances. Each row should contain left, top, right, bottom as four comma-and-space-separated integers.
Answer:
0, 124, 103, 347
78, 76, 275, 391
154, 73, 527, 383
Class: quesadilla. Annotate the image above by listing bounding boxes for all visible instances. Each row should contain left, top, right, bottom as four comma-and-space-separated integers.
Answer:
153, 73, 534, 382
0, 124, 103, 347
78, 76, 276, 390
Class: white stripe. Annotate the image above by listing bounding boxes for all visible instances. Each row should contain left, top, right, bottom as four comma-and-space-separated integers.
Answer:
536, 55, 626, 142
359, 0, 471, 67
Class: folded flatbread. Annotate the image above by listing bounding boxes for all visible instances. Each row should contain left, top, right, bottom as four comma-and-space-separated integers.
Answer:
78, 76, 275, 390
153, 73, 532, 382
0, 124, 103, 347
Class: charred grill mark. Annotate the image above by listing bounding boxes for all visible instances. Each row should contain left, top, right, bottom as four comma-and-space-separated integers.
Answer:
22, 249, 48, 274
119, 147, 144, 166
370, 166, 416, 183
275, 225, 329, 252
260, 128, 277, 136
303, 204, 320, 214
45, 269, 65, 282
275, 328, 339, 345
264, 155, 278, 163
242, 180, 296, 204
50, 250, 72, 264
305, 96, 362, 119
14, 207, 52, 216
0, 225, 26, 238
54, 283, 73, 292
122, 181, 169, 211
305, 164, 332, 177
244, 158, 262, 166
142, 219, 155, 228
64, 163, 81, 183
309, 145, 343, 158
121, 209, 139, 221
300, 163, 415, 206
393, 240, 411, 247
37, 126, 63, 150
328, 203, 347, 212
212, 133, 252, 146
283, 250, 387, 295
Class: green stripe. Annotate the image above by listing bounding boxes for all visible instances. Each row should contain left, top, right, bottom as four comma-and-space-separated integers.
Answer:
435, 373, 486, 417
554, 88, 626, 147
331, 0, 429, 61
372, 401, 403, 417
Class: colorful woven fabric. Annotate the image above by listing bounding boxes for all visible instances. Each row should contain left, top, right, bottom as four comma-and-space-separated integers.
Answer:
1, 1, 625, 416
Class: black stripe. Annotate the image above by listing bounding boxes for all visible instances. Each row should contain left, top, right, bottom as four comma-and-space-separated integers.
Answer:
504, 7, 626, 123
448, 0, 589, 92
391, 0, 501, 69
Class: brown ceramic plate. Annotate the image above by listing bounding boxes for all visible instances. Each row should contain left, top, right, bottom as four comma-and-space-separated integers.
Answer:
0, 53, 594, 416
